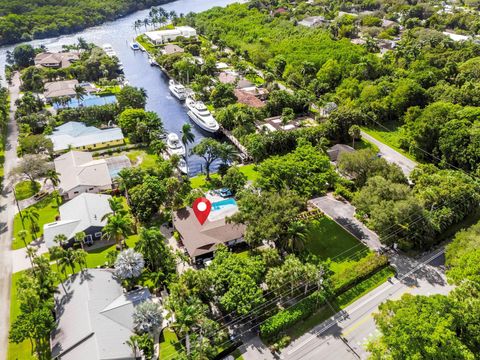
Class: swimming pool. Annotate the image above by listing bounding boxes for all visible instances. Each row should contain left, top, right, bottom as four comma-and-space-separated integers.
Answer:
211, 198, 237, 211
53, 94, 117, 109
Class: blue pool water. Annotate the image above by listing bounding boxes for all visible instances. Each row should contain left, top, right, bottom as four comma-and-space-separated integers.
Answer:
53, 94, 117, 109
211, 198, 237, 211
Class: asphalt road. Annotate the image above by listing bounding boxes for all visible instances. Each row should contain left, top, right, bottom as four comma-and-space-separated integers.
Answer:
280, 249, 452, 360
361, 131, 417, 176
0, 73, 20, 360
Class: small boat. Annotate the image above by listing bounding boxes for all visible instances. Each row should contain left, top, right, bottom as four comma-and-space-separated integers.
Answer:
178, 158, 188, 174
149, 57, 158, 66
130, 42, 140, 51
185, 97, 220, 133
169, 79, 187, 101
166, 133, 186, 156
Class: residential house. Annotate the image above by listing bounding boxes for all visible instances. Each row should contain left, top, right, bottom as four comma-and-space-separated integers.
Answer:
318, 102, 338, 117
298, 16, 329, 28
218, 71, 254, 89
34, 52, 79, 69
443, 31, 470, 42
162, 44, 184, 55
54, 151, 112, 200
43, 80, 98, 101
47, 121, 124, 152
173, 197, 245, 261
145, 26, 197, 45
256, 115, 317, 132
327, 144, 355, 162
234, 89, 266, 108
43, 193, 112, 248
51, 269, 153, 360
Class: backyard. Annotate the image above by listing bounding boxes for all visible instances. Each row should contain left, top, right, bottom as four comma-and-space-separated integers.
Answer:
190, 164, 259, 189
12, 194, 59, 249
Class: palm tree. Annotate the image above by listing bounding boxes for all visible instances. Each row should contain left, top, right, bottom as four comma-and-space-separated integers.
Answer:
58, 248, 78, 274
282, 221, 308, 253
44, 169, 61, 206
17, 230, 29, 248
102, 213, 133, 249
181, 124, 195, 177
53, 234, 67, 247
25, 246, 38, 275
49, 246, 66, 279
114, 249, 144, 289
143, 18, 150, 30
101, 197, 127, 221
348, 125, 361, 149
73, 85, 87, 107
75, 249, 87, 271
219, 143, 239, 168
23, 208, 39, 242
74, 231, 86, 250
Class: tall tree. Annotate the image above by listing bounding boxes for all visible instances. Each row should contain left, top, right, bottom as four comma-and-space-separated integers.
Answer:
102, 212, 133, 249
191, 138, 224, 180
181, 123, 195, 176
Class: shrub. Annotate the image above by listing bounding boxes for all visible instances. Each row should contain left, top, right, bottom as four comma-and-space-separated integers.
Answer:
260, 290, 326, 340
331, 253, 389, 293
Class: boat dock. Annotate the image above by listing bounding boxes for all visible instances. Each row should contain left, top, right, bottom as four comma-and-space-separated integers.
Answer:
219, 126, 252, 163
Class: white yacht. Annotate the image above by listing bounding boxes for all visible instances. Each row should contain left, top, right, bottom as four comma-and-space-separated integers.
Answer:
166, 133, 186, 157
185, 97, 220, 133
178, 158, 188, 175
130, 42, 140, 51
169, 80, 187, 101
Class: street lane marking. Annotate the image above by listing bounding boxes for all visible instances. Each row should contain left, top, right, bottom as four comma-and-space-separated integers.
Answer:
341, 314, 371, 337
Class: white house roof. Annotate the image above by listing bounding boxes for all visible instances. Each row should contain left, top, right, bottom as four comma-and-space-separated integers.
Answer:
43, 193, 112, 247
44, 80, 79, 99
51, 269, 151, 360
442, 31, 470, 42
47, 121, 124, 152
54, 151, 112, 194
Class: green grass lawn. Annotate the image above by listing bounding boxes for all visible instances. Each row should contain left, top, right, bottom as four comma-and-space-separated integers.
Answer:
361, 123, 417, 161
159, 328, 182, 359
190, 164, 259, 189
8, 234, 139, 360
14, 180, 40, 200
125, 149, 159, 170
12, 194, 60, 249
287, 266, 395, 340
305, 217, 370, 273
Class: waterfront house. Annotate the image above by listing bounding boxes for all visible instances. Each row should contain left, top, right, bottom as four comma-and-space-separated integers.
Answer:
54, 151, 112, 200
145, 26, 197, 45
43, 193, 112, 248
48, 121, 124, 152
35, 51, 79, 69
162, 44, 184, 55
173, 197, 245, 262
51, 269, 152, 360
43, 80, 98, 101
298, 16, 329, 28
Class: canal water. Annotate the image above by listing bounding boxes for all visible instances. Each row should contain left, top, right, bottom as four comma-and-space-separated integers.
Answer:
0, 0, 240, 175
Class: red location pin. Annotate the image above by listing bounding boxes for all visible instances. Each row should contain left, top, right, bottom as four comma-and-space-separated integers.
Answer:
192, 197, 212, 225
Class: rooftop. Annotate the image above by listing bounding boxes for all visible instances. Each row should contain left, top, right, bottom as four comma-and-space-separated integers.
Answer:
162, 44, 184, 55
47, 121, 124, 152
234, 89, 266, 108
51, 269, 151, 360
43, 193, 112, 247
54, 150, 112, 193
327, 144, 355, 162
173, 202, 245, 258
35, 52, 80, 68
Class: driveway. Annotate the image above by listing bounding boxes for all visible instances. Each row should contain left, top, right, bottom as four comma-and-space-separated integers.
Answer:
361, 131, 416, 177
309, 194, 382, 250
0, 72, 21, 360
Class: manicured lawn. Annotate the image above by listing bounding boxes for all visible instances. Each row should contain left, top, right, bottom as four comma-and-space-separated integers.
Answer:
8, 234, 140, 360
159, 328, 182, 359
12, 194, 60, 249
190, 164, 258, 189
287, 266, 395, 340
125, 149, 159, 170
136, 34, 158, 54
305, 217, 370, 273
14, 180, 40, 200
361, 123, 417, 161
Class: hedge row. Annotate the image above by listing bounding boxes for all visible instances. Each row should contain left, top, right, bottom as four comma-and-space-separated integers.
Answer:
331, 253, 389, 294
259, 253, 389, 341
260, 291, 326, 340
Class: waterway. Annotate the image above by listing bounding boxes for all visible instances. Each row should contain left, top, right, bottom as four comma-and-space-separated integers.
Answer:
0, 0, 240, 175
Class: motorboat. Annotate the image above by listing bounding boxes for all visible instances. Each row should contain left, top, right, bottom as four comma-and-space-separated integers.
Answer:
185, 97, 220, 133
168, 80, 187, 101
178, 158, 188, 175
149, 56, 158, 66
130, 42, 140, 51
166, 133, 186, 156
